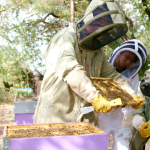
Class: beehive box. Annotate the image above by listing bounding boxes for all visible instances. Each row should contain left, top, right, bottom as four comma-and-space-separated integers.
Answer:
90, 77, 142, 108
3, 122, 108, 150
14, 101, 37, 125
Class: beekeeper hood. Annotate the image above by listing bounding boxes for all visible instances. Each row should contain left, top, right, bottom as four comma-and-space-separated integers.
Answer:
109, 39, 147, 81
76, 0, 128, 51
140, 69, 150, 97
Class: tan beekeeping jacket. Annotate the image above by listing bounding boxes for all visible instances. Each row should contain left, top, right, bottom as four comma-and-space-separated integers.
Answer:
33, 24, 135, 125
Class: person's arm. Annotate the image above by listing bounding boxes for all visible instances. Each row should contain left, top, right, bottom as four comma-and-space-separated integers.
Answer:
132, 90, 146, 129
44, 28, 97, 102
132, 104, 146, 129
133, 92, 150, 138
44, 28, 111, 113
117, 84, 145, 141
117, 91, 145, 139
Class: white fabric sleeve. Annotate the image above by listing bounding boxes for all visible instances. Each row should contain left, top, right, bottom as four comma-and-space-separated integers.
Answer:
129, 74, 139, 93
65, 69, 99, 102
132, 115, 146, 130
122, 106, 137, 114
45, 29, 99, 102
122, 113, 134, 128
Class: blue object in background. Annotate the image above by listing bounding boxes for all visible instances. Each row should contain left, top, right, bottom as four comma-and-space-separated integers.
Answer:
14, 88, 33, 97
23, 88, 32, 90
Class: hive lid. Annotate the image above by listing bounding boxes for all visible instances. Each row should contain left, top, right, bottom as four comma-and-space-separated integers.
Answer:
14, 101, 37, 114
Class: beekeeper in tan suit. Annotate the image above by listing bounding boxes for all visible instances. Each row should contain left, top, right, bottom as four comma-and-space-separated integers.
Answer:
33, 0, 143, 126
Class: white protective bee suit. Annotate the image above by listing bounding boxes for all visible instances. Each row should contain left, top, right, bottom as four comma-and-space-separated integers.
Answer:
33, 0, 136, 126
97, 39, 147, 150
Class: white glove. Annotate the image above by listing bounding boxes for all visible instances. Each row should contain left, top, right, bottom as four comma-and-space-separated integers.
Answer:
132, 115, 146, 130
117, 128, 132, 141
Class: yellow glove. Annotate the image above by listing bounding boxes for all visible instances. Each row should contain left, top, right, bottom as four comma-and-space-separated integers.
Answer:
90, 95, 111, 113
138, 120, 150, 138
131, 94, 145, 109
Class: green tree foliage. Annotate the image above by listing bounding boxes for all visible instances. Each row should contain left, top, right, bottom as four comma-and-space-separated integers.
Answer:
0, 0, 90, 102
0, 44, 33, 88
0, 0, 150, 100
0, 0, 90, 69
105, 0, 150, 79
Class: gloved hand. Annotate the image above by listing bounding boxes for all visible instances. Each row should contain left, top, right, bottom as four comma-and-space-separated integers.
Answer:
90, 95, 111, 113
138, 120, 150, 138
132, 115, 146, 130
131, 94, 145, 109
117, 128, 132, 141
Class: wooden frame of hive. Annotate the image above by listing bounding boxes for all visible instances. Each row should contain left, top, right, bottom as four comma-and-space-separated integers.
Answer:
5, 122, 105, 139
90, 77, 141, 109
3, 122, 109, 150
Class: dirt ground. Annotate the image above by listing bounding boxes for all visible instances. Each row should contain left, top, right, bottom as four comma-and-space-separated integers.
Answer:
0, 104, 14, 150
0, 104, 150, 150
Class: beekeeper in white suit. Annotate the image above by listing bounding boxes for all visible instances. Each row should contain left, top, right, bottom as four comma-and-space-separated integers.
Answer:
33, 0, 144, 130
97, 39, 147, 150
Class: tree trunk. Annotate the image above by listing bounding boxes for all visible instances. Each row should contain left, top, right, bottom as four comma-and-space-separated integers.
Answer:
70, 0, 75, 23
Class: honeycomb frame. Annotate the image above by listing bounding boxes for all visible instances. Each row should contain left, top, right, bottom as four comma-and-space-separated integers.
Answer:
90, 77, 141, 108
